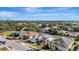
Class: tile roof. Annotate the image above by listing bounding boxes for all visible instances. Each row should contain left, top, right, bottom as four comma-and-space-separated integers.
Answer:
25, 31, 38, 37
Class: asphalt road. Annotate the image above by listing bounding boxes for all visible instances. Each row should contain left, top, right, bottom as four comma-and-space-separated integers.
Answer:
0, 36, 32, 51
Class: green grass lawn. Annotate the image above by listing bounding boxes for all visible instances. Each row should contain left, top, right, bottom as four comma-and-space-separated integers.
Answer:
75, 41, 79, 44
16, 41, 21, 43
52, 35, 60, 39
0, 31, 15, 36
70, 44, 76, 51
19, 40, 34, 44
19, 40, 28, 43
32, 43, 44, 49
53, 35, 75, 40
70, 41, 78, 51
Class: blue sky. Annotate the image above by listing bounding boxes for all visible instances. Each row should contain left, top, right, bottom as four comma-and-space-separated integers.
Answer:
0, 7, 79, 21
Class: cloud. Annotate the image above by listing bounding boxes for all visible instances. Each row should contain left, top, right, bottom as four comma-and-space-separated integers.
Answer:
32, 13, 78, 16
54, 7, 72, 10
25, 7, 42, 13
0, 11, 16, 16
33, 13, 50, 16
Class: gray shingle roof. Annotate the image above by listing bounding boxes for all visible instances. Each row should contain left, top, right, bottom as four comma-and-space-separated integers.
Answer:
54, 37, 74, 49
61, 37, 74, 48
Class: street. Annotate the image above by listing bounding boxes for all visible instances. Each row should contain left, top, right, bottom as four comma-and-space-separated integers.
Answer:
0, 36, 33, 51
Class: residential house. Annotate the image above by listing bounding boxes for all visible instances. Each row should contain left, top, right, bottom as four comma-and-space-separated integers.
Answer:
9, 31, 27, 39
10, 31, 20, 37
43, 27, 50, 33
68, 27, 73, 32
57, 30, 68, 36
19, 31, 27, 39
44, 34, 53, 41
54, 37, 74, 51
24, 31, 40, 42
38, 24, 42, 28
68, 32, 79, 37
53, 26, 57, 29
42, 34, 54, 48
23, 31, 54, 45
0, 37, 6, 45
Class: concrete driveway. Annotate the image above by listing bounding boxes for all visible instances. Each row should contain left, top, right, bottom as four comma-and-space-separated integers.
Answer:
0, 36, 33, 51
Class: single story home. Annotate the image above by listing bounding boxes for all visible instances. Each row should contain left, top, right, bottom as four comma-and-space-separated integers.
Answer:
68, 32, 79, 37
10, 31, 20, 37
20, 31, 54, 45
57, 30, 68, 36
42, 34, 54, 48
54, 37, 74, 51
43, 34, 53, 41
22, 31, 41, 42
67, 27, 73, 32
43, 27, 50, 33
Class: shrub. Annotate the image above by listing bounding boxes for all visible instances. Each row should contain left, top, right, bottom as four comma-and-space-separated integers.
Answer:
73, 46, 77, 51
68, 49, 71, 51
75, 38, 79, 41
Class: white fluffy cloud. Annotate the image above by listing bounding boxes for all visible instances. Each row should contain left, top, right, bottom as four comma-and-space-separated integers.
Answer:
0, 11, 16, 16
25, 7, 41, 13
55, 7, 71, 10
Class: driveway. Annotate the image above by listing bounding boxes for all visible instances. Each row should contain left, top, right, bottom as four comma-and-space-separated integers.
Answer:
0, 36, 33, 51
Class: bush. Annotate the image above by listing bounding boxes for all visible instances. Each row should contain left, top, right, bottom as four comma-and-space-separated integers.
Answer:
10, 33, 20, 37
73, 46, 77, 51
8, 46, 12, 49
27, 40, 34, 44
75, 39, 79, 41
68, 49, 71, 51
73, 42, 76, 45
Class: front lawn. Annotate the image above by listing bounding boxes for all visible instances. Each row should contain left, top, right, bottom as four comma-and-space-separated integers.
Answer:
69, 42, 78, 51
32, 43, 44, 49
0, 31, 15, 36
53, 35, 60, 39
19, 40, 34, 44
75, 41, 79, 44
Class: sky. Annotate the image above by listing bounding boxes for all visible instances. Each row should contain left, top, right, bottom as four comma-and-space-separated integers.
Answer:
0, 7, 79, 21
